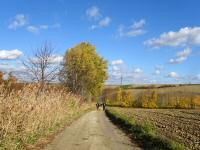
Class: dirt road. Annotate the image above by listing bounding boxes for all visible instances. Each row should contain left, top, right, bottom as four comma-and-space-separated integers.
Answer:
44, 110, 141, 150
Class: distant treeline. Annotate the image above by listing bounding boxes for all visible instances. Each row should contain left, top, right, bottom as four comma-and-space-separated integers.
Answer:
102, 86, 200, 109
107, 84, 200, 89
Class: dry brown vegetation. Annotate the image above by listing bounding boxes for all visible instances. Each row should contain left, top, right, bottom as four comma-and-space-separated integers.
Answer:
109, 107, 200, 149
0, 82, 93, 149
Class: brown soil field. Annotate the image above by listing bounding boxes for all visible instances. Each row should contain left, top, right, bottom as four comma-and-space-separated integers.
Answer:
109, 107, 200, 149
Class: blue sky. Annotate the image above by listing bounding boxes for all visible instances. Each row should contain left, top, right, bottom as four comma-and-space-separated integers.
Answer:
0, 0, 200, 84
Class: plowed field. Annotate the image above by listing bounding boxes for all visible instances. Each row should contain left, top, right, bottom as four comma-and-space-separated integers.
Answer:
109, 107, 200, 149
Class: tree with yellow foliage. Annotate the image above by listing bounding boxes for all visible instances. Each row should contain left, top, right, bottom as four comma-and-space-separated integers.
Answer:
148, 91, 158, 108
60, 42, 108, 100
140, 90, 158, 108
191, 96, 200, 109
117, 87, 123, 105
121, 91, 134, 107
106, 98, 111, 105
141, 92, 149, 108
167, 96, 177, 108
178, 96, 190, 108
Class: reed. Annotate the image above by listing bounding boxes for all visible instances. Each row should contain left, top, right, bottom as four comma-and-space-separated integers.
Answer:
0, 83, 91, 149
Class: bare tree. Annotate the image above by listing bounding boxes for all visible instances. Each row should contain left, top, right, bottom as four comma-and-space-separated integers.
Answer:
23, 42, 60, 84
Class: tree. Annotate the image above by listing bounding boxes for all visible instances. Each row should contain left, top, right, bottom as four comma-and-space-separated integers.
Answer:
141, 92, 149, 108
4, 72, 17, 92
121, 90, 134, 107
191, 96, 200, 109
117, 87, 123, 105
148, 90, 158, 108
0, 71, 4, 84
140, 90, 158, 108
7, 72, 17, 84
23, 42, 60, 84
60, 42, 108, 100
167, 96, 176, 108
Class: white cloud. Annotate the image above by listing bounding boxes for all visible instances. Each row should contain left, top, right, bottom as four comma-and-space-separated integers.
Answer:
0, 49, 23, 60
86, 6, 111, 30
133, 68, 143, 74
110, 59, 124, 79
111, 71, 122, 79
126, 29, 146, 37
117, 19, 146, 37
169, 48, 192, 64
192, 74, 200, 80
39, 25, 48, 29
89, 25, 97, 30
111, 59, 124, 65
86, 6, 101, 20
0, 63, 27, 81
112, 65, 120, 71
131, 68, 144, 79
27, 26, 40, 34
99, 17, 111, 27
154, 65, 163, 75
117, 25, 125, 37
110, 60, 144, 81
90, 17, 111, 30
167, 72, 180, 78
110, 66, 123, 79
31, 55, 63, 64
8, 14, 61, 33
132, 19, 146, 29
155, 70, 161, 75
144, 27, 200, 48
49, 55, 63, 64
27, 23, 61, 34
8, 14, 28, 29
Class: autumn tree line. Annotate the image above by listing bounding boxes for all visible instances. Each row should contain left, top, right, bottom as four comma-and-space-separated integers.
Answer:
104, 87, 200, 109
0, 42, 108, 101
1, 41, 199, 108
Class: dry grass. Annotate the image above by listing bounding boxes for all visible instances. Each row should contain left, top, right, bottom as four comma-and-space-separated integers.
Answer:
124, 84, 200, 95
0, 84, 93, 149
105, 84, 200, 95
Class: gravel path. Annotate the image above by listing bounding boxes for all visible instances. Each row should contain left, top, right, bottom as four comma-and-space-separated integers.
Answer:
44, 110, 141, 150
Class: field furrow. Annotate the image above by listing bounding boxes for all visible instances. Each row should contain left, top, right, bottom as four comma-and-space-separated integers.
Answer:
109, 107, 200, 149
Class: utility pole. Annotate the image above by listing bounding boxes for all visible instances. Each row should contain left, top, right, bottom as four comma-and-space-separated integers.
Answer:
120, 75, 123, 86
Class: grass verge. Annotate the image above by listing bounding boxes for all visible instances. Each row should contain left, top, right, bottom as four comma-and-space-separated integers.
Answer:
105, 108, 186, 150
